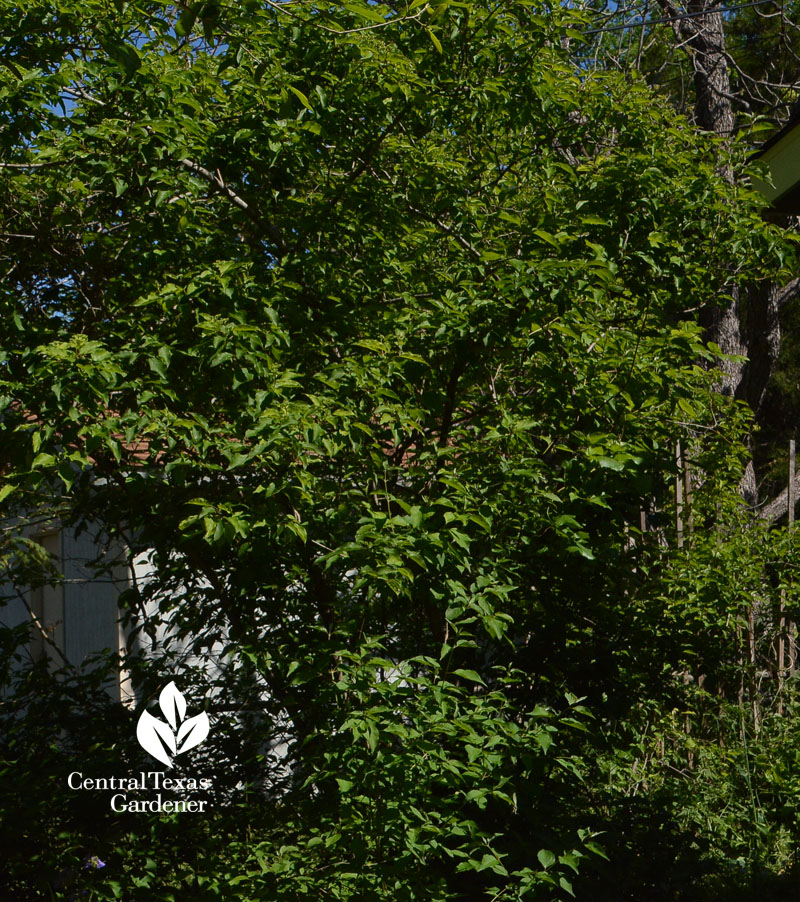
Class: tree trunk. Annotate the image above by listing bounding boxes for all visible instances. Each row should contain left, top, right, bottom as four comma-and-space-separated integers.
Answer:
686, 0, 735, 139
661, 0, 797, 508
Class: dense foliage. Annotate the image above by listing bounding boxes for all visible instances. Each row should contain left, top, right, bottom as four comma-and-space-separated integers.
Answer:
0, 1, 797, 899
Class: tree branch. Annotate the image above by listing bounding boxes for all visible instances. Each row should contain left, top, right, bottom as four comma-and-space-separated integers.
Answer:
178, 158, 287, 256
11, 582, 73, 670
759, 475, 800, 523
771, 276, 800, 312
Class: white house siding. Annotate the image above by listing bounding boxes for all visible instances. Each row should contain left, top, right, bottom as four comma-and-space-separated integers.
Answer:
62, 527, 125, 671
126, 549, 244, 708
0, 523, 126, 699
0, 530, 64, 666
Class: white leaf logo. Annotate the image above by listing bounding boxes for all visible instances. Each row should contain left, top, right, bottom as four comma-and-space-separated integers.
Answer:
137, 710, 176, 768
177, 712, 210, 754
159, 681, 187, 729
136, 682, 210, 768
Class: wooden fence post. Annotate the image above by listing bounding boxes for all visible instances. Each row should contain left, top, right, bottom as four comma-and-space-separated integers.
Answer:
676, 441, 684, 549
684, 453, 693, 540
789, 439, 796, 677
779, 440, 796, 714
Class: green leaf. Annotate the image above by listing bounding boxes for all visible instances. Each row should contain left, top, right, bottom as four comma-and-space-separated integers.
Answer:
285, 519, 307, 543
427, 27, 443, 53
288, 85, 313, 110
451, 668, 486, 685
176, 5, 199, 36
537, 849, 556, 869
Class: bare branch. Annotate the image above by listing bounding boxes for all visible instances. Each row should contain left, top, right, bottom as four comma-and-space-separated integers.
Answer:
11, 582, 73, 670
770, 276, 800, 312
179, 158, 250, 212
178, 157, 287, 255
759, 475, 800, 523
0, 161, 66, 169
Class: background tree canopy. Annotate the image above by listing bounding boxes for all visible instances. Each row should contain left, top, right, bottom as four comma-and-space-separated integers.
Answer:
1, 1, 799, 900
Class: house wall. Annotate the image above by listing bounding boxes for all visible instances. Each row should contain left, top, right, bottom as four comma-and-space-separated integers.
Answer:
0, 523, 126, 700
62, 527, 125, 669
